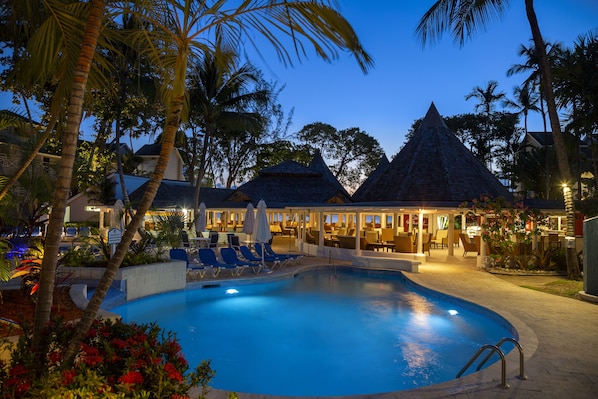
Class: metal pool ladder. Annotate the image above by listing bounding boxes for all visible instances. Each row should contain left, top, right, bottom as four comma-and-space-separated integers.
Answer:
456, 337, 527, 389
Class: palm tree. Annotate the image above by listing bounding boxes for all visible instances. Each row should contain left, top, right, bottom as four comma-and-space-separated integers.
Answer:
61, 0, 373, 366
554, 31, 598, 196
416, 0, 580, 279
0, 0, 88, 202
186, 51, 269, 229
507, 40, 563, 197
503, 84, 541, 133
465, 81, 506, 168
507, 40, 564, 130
32, 0, 108, 353
465, 80, 507, 117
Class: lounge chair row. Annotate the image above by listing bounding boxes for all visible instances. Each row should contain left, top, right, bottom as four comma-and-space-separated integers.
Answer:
170, 244, 303, 280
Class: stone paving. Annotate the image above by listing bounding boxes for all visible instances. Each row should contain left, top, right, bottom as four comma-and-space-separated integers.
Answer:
197, 245, 598, 399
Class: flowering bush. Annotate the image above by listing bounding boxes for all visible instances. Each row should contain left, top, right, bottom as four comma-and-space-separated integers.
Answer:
462, 195, 552, 269
0, 318, 219, 398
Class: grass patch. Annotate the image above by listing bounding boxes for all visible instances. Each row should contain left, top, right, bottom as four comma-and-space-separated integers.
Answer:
521, 279, 583, 299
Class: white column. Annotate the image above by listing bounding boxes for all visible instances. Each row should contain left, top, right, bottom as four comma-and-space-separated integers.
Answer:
318, 211, 324, 246
448, 213, 455, 256
417, 211, 424, 253
355, 210, 362, 254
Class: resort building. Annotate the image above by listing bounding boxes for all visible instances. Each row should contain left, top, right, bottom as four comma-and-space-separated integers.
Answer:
115, 103, 572, 264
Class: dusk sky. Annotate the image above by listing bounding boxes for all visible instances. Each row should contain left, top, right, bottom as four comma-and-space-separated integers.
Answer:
1, 1, 597, 159
247, 0, 598, 156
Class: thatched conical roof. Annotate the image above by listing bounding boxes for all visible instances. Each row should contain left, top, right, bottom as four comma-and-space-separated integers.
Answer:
308, 150, 351, 198
355, 103, 513, 206
352, 154, 390, 201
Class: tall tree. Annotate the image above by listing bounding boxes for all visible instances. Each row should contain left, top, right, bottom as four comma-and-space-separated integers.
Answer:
0, 0, 87, 202
416, 0, 579, 279
507, 39, 563, 196
213, 78, 291, 188
33, 0, 108, 354
507, 40, 564, 130
296, 122, 384, 191
465, 80, 507, 116
62, 0, 373, 366
503, 84, 540, 133
185, 50, 267, 222
464, 80, 507, 169
553, 30, 598, 196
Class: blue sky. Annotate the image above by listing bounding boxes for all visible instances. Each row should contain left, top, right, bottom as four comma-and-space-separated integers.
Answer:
248, 0, 598, 156
1, 1, 597, 158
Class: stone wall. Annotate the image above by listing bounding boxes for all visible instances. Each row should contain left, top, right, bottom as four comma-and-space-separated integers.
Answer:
61, 260, 186, 301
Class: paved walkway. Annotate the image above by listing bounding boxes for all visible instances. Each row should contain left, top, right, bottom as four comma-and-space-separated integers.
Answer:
199, 246, 598, 399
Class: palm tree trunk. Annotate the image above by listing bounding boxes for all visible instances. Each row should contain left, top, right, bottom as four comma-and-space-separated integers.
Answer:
0, 117, 56, 201
62, 47, 190, 368
524, 0, 580, 279
32, 0, 107, 351
193, 129, 213, 234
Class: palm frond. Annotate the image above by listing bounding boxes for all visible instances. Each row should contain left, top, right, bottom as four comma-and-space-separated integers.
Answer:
416, 0, 509, 48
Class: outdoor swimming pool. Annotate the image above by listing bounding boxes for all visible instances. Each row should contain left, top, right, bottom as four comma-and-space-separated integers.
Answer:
111, 268, 517, 396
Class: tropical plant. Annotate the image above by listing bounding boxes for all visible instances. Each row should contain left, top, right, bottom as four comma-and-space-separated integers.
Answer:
154, 211, 186, 249
503, 83, 541, 133
0, 238, 13, 304
57, 0, 372, 370
463, 195, 547, 269
416, 0, 579, 279
507, 39, 565, 198
29, 0, 109, 356
553, 30, 598, 196
0, 318, 217, 399
185, 50, 269, 221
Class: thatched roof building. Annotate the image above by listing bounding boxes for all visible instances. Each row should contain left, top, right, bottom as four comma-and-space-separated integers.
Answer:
352, 154, 390, 202
225, 157, 352, 208
353, 103, 513, 207
128, 180, 234, 209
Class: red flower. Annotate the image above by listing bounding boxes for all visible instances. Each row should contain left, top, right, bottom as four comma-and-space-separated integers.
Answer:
9, 365, 28, 377
81, 343, 100, 356
176, 354, 188, 367
62, 369, 77, 385
85, 328, 98, 338
6, 378, 31, 396
83, 355, 103, 366
48, 350, 63, 364
119, 370, 144, 385
164, 363, 183, 383
110, 338, 127, 350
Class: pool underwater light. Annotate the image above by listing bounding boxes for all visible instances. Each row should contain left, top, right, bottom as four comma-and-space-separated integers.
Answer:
448, 309, 459, 316
226, 289, 239, 295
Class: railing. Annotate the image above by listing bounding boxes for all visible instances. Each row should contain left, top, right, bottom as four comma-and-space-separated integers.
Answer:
456, 338, 526, 389
476, 337, 527, 380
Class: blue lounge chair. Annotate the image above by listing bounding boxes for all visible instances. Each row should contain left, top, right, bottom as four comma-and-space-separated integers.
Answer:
254, 243, 291, 268
241, 245, 284, 269
227, 234, 241, 252
220, 247, 262, 275
264, 243, 303, 265
198, 248, 244, 277
170, 248, 211, 279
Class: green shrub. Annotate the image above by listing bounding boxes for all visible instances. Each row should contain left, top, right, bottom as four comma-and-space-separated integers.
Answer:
60, 246, 98, 267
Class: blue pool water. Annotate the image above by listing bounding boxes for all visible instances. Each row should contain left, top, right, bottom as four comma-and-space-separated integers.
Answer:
111, 268, 516, 396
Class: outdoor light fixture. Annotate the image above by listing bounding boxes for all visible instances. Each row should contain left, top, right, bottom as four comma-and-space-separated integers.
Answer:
225, 289, 239, 295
